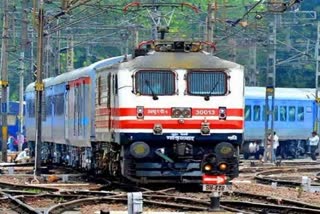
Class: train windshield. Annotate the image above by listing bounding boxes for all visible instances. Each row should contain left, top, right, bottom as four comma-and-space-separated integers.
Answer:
135, 70, 175, 95
187, 71, 227, 95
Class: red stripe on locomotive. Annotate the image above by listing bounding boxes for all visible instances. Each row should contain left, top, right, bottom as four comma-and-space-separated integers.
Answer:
95, 119, 243, 129
96, 107, 243, 117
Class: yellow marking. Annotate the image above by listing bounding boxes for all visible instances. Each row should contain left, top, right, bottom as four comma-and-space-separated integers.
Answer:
0, 80, 9, 87
266, 87, 274, 93
2, 126, 8, 142
34, 82, 44, 91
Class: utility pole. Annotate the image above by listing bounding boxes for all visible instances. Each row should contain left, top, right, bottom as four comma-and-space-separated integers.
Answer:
1, 0, 9, 162
55, 18, 61, 76
66, 34, 74, 71
151, 0, 159, 40
206, 1, 214, 53
34, 0, 45, 175
19, 0, 29, 151
315, 21, 320, 158
247, 42, 258, 86
18, 53, 24, 152
264, 14, 278, 163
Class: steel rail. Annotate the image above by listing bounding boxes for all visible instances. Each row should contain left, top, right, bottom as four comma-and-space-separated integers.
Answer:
0, 192, 40, 214
255, 167, 320, 187
221, 200, 320, 214
0, 181, 59, 192
229, 191, 320, 210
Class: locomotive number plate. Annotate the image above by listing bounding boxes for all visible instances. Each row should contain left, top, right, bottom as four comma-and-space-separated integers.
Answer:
202, 184, 232, 192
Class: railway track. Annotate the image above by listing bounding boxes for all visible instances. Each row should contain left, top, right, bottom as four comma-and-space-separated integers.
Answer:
45, 189, 320, 214
255, 167, 320, 187
0, 192, 39, 214
1, 163, 320, 213
0, 181, 59, 193
0, 181, 320, 213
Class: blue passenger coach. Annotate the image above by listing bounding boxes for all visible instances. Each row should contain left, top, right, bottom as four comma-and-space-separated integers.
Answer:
0, 101, 23, 146
243, 87, 316, 159
25, 56, 125, 162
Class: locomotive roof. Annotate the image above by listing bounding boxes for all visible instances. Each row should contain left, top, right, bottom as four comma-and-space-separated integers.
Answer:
25, 56, 125, 92
245, 86, 315, 100
122, 51, 242, 70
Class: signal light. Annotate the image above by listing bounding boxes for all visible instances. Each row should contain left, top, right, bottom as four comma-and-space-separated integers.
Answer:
218, 163, 228, 171
203, 163, 213, 172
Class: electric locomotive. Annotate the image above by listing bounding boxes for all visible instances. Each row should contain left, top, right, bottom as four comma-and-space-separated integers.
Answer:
25, 40, 244, 184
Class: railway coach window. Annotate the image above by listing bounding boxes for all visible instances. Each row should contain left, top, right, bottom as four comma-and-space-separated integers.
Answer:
27, 99, 35, 118
54, 94, 64, 115
253, 105, 261, 121
289, 106, 296, 121
280, 106, 287, 121
245, 105, 251, 121
297, 107, 304, 121
262, 105, 279, 121
46, 96, 52, 116
135, 70, 175, 95
187, 71, 227, 95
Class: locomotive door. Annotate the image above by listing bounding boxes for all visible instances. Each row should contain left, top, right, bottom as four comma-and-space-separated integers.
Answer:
107, 73, 112, 131
64, 85, 69, 140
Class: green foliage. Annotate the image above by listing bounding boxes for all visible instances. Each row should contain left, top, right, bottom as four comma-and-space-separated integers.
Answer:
1, 0, 320, 101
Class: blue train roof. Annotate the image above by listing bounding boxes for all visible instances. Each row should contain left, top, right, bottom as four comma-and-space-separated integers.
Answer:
245, 87, 315, 100
25, 56, 126, 92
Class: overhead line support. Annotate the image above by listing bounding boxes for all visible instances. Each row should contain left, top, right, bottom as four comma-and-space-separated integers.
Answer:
1, 0, 9, 162
34, 0, 45, 176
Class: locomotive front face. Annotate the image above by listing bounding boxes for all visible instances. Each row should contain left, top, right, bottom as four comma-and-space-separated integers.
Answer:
115, 51, 244, 183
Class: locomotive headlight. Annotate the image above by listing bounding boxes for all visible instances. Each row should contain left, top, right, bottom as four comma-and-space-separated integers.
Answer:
171, 107, 192, 118
219, 107, 227, 120
172, 108, 182, 118
182, 108, 192, 118
218, 163, 228, 171
130, 141, 150, 158
136, 106, 144, 119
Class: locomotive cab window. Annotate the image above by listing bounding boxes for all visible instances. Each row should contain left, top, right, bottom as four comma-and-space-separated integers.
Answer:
187, 71, 227, 96
135, 70, 175, 95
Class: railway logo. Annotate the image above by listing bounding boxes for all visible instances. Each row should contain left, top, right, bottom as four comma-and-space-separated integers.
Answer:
227, 135, 237, 140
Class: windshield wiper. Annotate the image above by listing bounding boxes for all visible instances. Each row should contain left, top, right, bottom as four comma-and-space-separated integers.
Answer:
145, 80, 159, 100
204, 81, 219, 101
